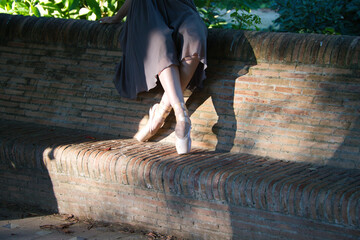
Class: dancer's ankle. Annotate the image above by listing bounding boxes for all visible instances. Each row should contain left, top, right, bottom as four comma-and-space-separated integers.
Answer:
173, 102, 186, 120
173, 102, 190, 136
173, 102, 191, 154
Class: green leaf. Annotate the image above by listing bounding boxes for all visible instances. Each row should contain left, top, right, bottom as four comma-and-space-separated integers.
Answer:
13, 1, 29, 15
30, 5, 41, 17
0, 8, 10, 13
88, 11, 96, 20
36, 5, 48, 16
79, 7, 90, 15
0, 0, 6, 8
86, 0, 101, 19
68, 0, 79, 11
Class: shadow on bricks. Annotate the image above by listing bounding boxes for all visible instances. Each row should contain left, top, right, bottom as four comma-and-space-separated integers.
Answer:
186, 29, 258, 153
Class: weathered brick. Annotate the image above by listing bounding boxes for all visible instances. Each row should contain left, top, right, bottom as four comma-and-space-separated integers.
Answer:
1, 16, 360, 239
275, 86, 302, 94
282, 108, 309, 116
248, 84, 274, 91
10, 95, 30, 103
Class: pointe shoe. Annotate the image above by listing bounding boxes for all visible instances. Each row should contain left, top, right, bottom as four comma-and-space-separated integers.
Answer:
134, 102, 172, 142
173, 103, 191, 154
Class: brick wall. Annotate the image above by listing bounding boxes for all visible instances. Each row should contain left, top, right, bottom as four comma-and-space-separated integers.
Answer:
3, 167, 358, 239
0, 14, 360, 169
1, 121, 359, 239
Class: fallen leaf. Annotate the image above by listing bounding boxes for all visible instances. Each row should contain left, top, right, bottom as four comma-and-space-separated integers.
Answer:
147, 232, 156, 237
59, 223, 75, 229
62, 214, 74, 220
61, 228, 74, 234
40, 224, 56, 230
87, 224, 94, 230
62, 214, 79, 223
40, 222, 75, 234
85, 136, 96, 140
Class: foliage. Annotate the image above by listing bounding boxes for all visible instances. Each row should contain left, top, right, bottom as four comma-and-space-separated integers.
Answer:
0, 0, 261, 30
251, 0, 274, 9
0, 0, 124, 20
194, 0, 261, 30
271, 0, 360, 36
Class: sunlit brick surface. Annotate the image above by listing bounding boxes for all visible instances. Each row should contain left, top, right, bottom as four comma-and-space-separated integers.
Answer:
1, 121, 360, 239
1, 14, 359, 169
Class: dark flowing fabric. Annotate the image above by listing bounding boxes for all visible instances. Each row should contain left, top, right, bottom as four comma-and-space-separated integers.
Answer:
114, 0, 208, 99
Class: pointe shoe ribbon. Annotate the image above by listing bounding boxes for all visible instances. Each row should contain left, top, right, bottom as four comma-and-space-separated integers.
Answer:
134, 103, 171, 142
174, 102, 191, 154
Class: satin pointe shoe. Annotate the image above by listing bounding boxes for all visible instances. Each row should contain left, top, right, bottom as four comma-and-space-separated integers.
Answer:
173, 102, 191, 154
134, 102, 172, 142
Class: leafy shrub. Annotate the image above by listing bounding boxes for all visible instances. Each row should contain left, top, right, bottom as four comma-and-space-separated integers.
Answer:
272, 0, 360, 36
0, 0, 124, 20
0, 0, 261, 30
194, 0, 261, 30
342, 0, 360, 35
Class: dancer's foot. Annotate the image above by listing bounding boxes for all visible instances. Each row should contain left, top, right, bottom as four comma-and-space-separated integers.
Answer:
173, 102, 191, 154
134, 102, 171, 142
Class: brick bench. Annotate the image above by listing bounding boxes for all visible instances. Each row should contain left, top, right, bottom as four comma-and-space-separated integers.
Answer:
1, 119, 359, 239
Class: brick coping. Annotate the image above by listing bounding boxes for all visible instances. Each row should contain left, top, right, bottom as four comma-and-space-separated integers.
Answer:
1, 13, 359, 67
1, 119, 359, 230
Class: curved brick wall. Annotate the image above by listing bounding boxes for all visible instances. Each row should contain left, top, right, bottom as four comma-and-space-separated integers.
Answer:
0, 14, 360, 169
1, 14, 359, 66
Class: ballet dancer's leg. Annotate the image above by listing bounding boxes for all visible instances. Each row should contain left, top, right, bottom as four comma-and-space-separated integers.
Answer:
159, 55, 200, 109
158, 65, 192, 154
134, 55, 200, 145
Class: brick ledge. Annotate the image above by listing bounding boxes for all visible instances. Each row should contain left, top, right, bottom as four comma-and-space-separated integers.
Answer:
1, 119, 360, 239
1, 14, 359, 66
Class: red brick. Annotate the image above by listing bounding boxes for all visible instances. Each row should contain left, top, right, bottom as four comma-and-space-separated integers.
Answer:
243, 97, 269, 104
235, 90, 259, 96
320, 120, 352, 129
31, 98, 52, 105
258, 92, 290, 100
322, 67, 354, 75
279, 72, 306, 79
281, 145, 311, 154
251, 119, 277, 127
290, 80, 319, 88
236, 75, 261, 83
261, 78, 291, 86
10, 96, 30, 103
295, 65, 324, 73
269, 63, 296, 71
314, 97, 343, 106
234, 82, 249, 89
86, 99, 109, 106
275, 87, 302, 94
199, 112, 218, 120
282, 108, 309, 116
278, 123, 305, 131
248, 84, 274, 91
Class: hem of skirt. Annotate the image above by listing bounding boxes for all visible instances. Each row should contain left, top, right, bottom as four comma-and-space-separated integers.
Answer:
157, 53, 207, 75
132, 53, 207, 99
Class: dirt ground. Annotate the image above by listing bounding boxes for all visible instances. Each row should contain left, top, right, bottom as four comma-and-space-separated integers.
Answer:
0, 202, 176, 240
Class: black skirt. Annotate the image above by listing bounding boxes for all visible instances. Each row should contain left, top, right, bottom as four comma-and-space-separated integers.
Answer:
114, 0, 208, 99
